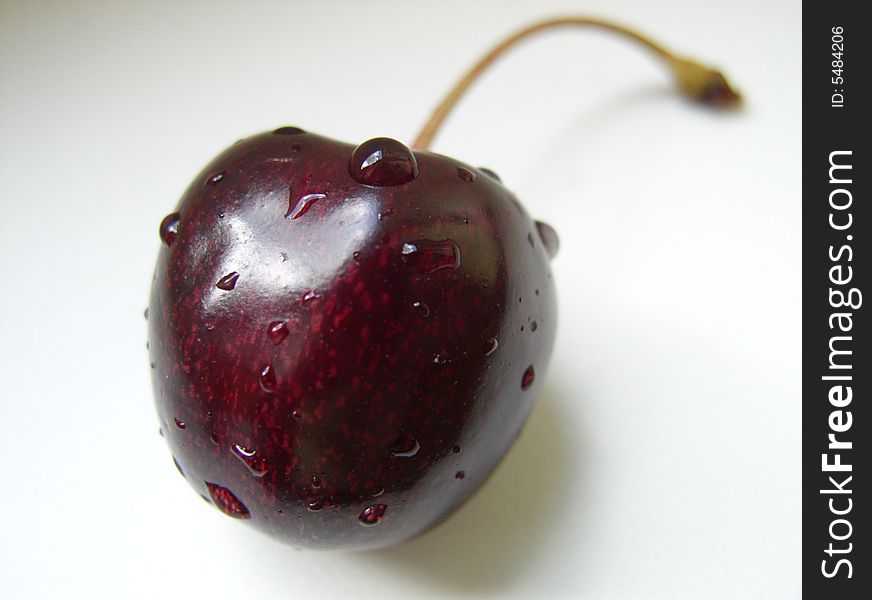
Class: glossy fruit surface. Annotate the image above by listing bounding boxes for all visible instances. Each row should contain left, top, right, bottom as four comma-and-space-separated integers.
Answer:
148, 128, 558, 549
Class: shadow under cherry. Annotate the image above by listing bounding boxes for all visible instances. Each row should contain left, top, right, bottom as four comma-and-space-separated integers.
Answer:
356, 381, 575, 595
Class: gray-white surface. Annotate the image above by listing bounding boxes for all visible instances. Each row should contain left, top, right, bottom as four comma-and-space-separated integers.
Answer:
0, 0, 801, 598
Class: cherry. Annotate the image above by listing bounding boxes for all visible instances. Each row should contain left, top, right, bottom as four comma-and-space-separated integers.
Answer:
147, 16, 740, 550
149, 129, 557, 549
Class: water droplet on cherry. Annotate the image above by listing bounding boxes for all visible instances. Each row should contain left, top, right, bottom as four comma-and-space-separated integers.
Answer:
267, 321, 289, 345
535, 221, 560, 258
173, 417, 186, 430
479, 167, 501, 182
349, 138, 418, 186
452, 445, 461, 454
206, 482, 250, 519
402, 240, 461, 274
207, 171, 226, 185
307, 501, 323, 512
389, 434, 420, 457
455, 471, 465, 480
216, 272, 240, 290
232, 443, 268, 477
484, 337, 499, 356
358, 504, 387, 526
312, 475, 322, 489
273, 126, 305, 135
457, 167, 476, 182
432, 352, 449, 365
522, 365, 535, 390
259, 364, 277, 392
159, 212, 180, 246
287, 192, 327, 220
412, 301, 430, 317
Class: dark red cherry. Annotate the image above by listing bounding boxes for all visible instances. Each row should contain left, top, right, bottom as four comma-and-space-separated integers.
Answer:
143, 12, 745, 552
348, 137, 419, 186
148, 129, 558, 550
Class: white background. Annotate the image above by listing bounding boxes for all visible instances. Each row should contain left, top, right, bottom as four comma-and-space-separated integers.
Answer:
0, 0, 801, 598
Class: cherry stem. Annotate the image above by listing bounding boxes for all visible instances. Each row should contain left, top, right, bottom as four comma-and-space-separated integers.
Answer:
412, 16, 742, 150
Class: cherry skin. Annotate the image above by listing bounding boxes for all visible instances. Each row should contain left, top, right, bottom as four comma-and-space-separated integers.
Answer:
148, 128, 558, 549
